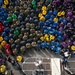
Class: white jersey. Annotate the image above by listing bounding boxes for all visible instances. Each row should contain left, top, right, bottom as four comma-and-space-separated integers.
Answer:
64, 52, 69, 57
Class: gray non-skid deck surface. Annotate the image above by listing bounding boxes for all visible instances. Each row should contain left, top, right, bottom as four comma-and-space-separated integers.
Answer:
6, 49, 75, 75
22, 57, 51, 75
67, 58, 75, 74
62, 58, 75, 75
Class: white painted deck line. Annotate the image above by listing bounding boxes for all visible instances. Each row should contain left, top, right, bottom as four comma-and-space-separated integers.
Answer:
51, 58, 61, 75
